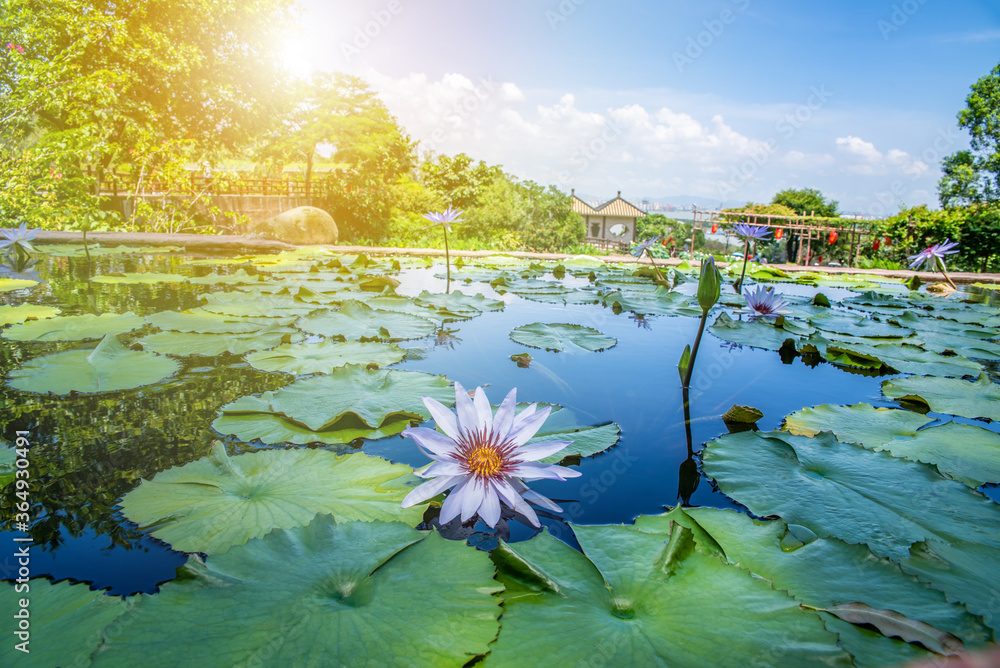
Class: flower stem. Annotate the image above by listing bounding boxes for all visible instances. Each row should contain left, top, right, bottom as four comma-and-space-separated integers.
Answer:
645, 249, 668, 283
682, 310, 708, 389
734, 240, 750, 293
443, 226, 451, 290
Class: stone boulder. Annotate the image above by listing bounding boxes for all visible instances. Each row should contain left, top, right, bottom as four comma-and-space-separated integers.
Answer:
250, 206, 338, 245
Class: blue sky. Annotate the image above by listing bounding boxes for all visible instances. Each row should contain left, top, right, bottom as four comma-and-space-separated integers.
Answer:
285, 0, 1000, 214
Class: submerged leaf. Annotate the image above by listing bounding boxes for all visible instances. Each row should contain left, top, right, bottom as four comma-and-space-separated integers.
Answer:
821, 603, 963, 656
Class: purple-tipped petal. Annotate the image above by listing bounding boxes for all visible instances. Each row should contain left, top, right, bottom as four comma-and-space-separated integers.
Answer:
472, 386, 493, 431
439, 477, 470, 524
521, 489, 563, 513
423, 395, 460, 440
401, 474, 462, 508
512, 440, 573, 463
453, 381, 479, 436
509, 461, 582, 480
492, 387, 518, 440
509, 405, 553, 446
511, 494, 541, 528
423, 461, 466, 478
403, 427, 459, 457
460, 476, 485, 522
478, 484, 502, 528
511, 403, 537, 431
493, 478, 521, 509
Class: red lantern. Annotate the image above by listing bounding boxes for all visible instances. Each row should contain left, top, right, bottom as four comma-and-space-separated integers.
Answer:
884, 236, 892, 247
775, 228, 784, 240
872, 240, 881, 251
828, 231, 838, 245
711, 223, 718, 234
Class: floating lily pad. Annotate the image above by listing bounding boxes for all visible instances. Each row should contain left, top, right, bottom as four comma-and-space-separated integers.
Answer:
822, 340, 982, 378
413, 290, 505, 318
710, 312, 801, 351
213, 365, 453, 444
93, 518, 501, 667
8, 335, 180, 394
517, 404, 621, 463
701, 430, 1000, 560
489, 525, 851, 667
145, 309, 296, 334
138, 326, 299, 356
91, 272, 189, 284
118, 443, 424, 554
901, 540, 1000, 634
199, 293, 320, 318
784, 404, 1000, 487
245, 339, 407, 374
0, 278, 38, 292
0, 580, 129, 667
639, 507, 989, 650
722, 405, 763, 424
298, 300, 438, 341
186, 269, 261, 285
882, 374, 1000, 421
0, 304, 61, 326
509, 322, 617, 353
2, 311, 145, 341
602, 287, 701, 317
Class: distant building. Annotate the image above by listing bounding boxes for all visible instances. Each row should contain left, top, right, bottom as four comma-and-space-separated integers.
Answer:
571, 190, 647, 247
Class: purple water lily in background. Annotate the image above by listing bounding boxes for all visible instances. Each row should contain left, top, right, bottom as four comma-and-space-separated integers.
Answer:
732, 223, 772, 241
630, 235, 661, 258
743, 285, 789, 318
401, 382, 580, 529
907, 238, 959, 289
0, 222, 39, 256
422, 206, 465, 232
422, 206, 465, 288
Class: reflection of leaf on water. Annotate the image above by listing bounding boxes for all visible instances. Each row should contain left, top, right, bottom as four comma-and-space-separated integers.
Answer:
433, 328, 462, 350
628, 313, 651, 330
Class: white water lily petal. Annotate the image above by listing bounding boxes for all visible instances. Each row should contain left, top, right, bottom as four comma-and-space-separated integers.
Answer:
510, 405, 553, 446
423, 396, 460, 440
473, 387, 493, 430
402, 474, 462, 508
479, 483, 503, 528
404, 427, 459, 457
493, 478, 522, 510
423, 461, 467, 478
453, 381, 479, 436
439, 477, 470, 524
493, 388, 518, 440
511, 402, 537, 431
509, 461, 582, 481
522, 489, 563, 513
460, 476, 486, 523
514, 440, 574, 463
512, 493, 541, 528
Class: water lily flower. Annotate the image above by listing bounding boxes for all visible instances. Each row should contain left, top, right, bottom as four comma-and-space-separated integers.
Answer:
631, 235, 661, 258
743, 285, 789, 318
401, 382, 580, 529
422, 206, 465, 233
732, 223, 772, 241
907, 239, 959, 289
0, 222, 39, 255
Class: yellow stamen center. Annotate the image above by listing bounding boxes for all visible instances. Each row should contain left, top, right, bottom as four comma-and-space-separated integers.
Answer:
466, 445, 504, 477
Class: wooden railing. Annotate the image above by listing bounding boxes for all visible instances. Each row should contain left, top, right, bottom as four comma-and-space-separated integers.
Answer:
85, 169, 330, 198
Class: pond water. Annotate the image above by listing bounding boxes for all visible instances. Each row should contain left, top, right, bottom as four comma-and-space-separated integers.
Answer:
0, 247, 997, 602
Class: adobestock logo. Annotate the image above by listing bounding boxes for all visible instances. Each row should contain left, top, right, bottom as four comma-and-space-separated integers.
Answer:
340, 0, 405, 63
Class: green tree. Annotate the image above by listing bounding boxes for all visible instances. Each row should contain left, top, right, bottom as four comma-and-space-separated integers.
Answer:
939, 61, 1000, 206
260, 73, 415, 195
770, 188, 839, 217
419, 153, 503, 210
0, 0, 296, 228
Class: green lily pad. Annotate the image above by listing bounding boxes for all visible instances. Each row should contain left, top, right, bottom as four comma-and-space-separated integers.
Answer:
0, 304, 61, 326
2, 311, 145, 341
298, 300, 438, 341
118, 442, 424, 554
901, 540, 1000, 634
186, 268, 261, 285
823, 340, 983, 378
701, 430, 1000, 560
602, 287, 701, 317
722, 405, 763, 424
413, 289, 504, 317
709, 312, 801, 351
145, 309, 297, 334
520, 405, 621, 463
784, 403, 933, 444
636, 507, 990, 653
8, 335, 180, 394
245, 339, 407, 375
213, 365, 453, 445
785, 404, 1000, 487
0, 278, 38, 292
489, 525, 852, 667
0, 580, 129, 667
138, 326, 300, 357
199, 293, 320, 318
509, 322, 617, 353
93, 518, 501, 668
91, 272, 189, 284
808, 312, 912, 338
882, 374, 1000, 421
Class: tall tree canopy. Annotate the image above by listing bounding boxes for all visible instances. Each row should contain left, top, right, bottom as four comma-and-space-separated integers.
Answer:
939, 61, 1000, 207
0, 0, 296, 226
770, 188, 839, 218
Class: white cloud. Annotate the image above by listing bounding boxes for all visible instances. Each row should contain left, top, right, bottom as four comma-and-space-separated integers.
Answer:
360, 69, 940, 209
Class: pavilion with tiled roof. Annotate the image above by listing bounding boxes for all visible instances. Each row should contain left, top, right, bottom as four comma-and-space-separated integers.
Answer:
571, 190, 647, 248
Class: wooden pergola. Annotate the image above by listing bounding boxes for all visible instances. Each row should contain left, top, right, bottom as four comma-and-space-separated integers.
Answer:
693, 208, 876, 267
